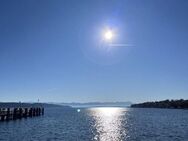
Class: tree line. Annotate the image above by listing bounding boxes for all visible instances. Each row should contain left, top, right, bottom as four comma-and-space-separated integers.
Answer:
131, 99, 188, 109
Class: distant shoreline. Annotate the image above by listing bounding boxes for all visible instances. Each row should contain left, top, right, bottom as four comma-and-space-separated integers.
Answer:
60, 101, 132, 108
0, 102, 70, 108
131, 99, 188, 109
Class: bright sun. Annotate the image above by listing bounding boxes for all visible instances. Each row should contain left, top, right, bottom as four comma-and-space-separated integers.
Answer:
104, 30, 113, 41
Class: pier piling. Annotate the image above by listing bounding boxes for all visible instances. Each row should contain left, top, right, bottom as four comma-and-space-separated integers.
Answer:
0, 107, 44, 122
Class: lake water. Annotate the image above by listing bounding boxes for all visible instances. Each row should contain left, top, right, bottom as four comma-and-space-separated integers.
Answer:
0, 107, 188, 141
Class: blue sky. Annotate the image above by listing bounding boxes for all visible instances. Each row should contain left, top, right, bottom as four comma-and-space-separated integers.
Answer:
0, 0, 188, 103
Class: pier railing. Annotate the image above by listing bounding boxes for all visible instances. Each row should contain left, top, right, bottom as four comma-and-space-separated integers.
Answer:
0, 107, 44, 121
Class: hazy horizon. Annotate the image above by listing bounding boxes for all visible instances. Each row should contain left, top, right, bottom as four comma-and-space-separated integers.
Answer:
1, 0, 188, 103
0, 99, 186, 104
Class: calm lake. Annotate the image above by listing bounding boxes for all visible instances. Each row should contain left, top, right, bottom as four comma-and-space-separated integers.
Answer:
0, 107, 188, 141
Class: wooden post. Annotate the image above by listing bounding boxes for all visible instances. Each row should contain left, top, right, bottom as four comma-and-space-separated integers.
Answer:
18, 108, 23, 119
33, 108, 36, 116
39, 108, 41, 115
1, 115, 5, 121
36, 108, 38, 116
6, 108, 10, 121
0, 108, 1, 121
37, 108, 40, 116
24, 108, 28, 118
13, 108, 17, 120
42, 108, 44, 115
29, 108, 33, 117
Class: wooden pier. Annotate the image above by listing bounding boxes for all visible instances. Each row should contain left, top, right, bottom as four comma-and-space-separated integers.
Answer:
0, 107, 44, 121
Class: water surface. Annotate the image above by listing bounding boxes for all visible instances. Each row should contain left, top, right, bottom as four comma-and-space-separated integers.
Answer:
0, 107, 188, 141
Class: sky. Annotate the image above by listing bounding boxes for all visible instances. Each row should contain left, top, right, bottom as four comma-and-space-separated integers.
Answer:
0, 0, 188, 103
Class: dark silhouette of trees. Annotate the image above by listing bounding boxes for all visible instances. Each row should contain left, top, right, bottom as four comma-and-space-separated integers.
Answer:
131, 99, 188, 109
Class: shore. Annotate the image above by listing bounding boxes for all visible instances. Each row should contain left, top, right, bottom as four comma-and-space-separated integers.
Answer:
131, 99, 188, 109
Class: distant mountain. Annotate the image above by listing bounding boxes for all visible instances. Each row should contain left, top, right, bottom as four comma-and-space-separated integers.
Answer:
0, 102, 70, 108
131, 99, 188, 109
60, 101, 132, 107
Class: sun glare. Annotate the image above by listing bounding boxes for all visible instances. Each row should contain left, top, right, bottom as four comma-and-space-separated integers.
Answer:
95, 107, 121, 117
89, 107, 128, 141
104, 30, 113, 41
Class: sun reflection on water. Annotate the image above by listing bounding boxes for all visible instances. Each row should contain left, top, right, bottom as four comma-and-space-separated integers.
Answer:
88, 107, 128, 141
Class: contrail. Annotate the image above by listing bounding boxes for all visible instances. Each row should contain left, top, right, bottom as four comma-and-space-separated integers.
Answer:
109, 43, 135, 47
